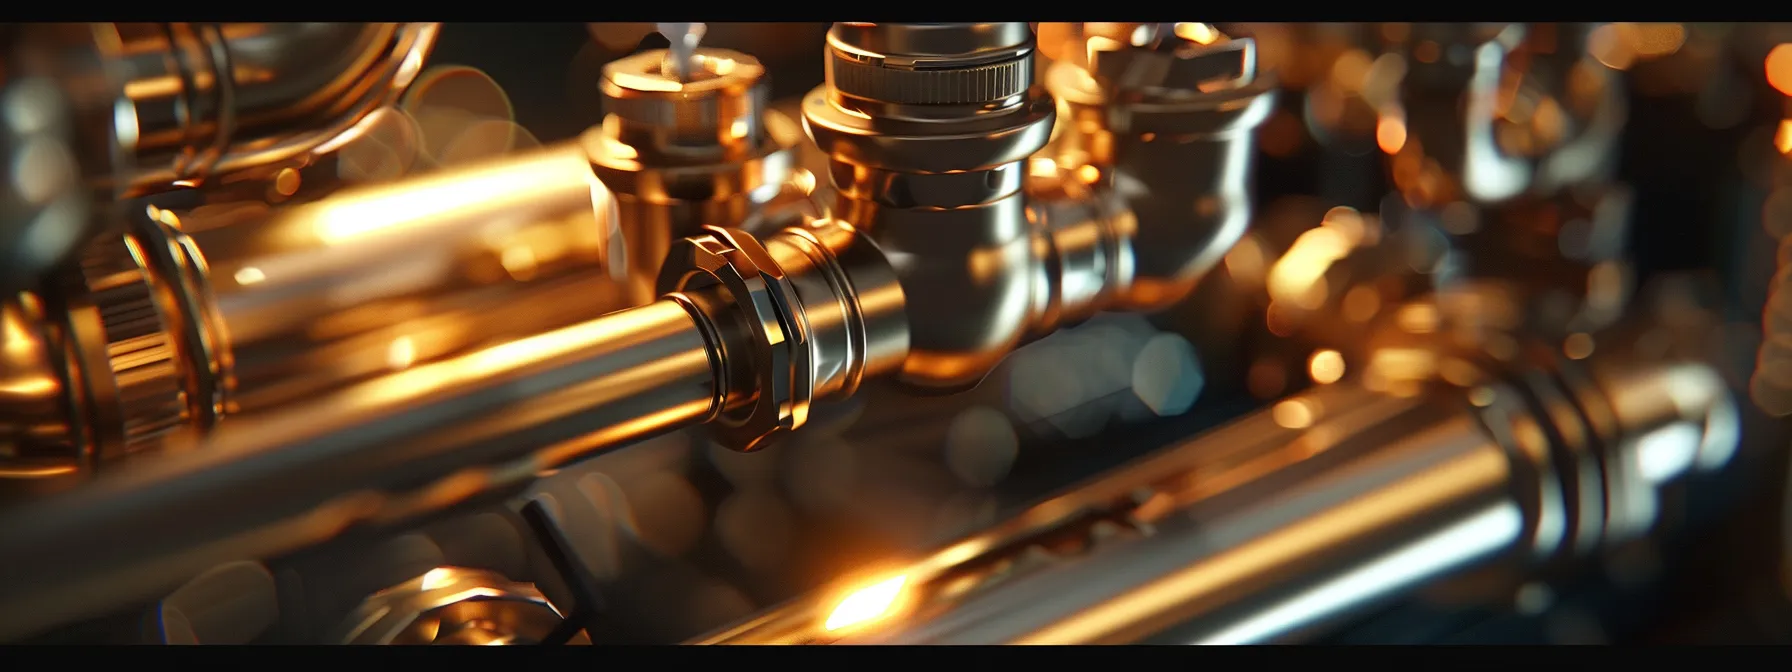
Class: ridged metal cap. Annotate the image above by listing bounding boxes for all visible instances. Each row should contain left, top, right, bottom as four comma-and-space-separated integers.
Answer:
78, 233, 189, 457
825, 23, 1036, 105
600, 48, 769, 154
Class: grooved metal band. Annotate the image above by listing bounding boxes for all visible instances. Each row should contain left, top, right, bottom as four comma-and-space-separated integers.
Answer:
606, 95, 720, 132
606, 86, 768, 133
79, 234, 188, 455
828, 54, 1032, 105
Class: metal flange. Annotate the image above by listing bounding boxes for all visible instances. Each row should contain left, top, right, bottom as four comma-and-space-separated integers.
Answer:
657, 226, 813, 451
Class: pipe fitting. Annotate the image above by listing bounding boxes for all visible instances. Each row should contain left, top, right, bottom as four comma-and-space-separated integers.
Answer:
805, 22, 1055, 391
658, 220, 907, 451
1042, 24, 1278, 312
587, 45, 814, 303
1384, 23, 1627, 208
334, 567, 585, 645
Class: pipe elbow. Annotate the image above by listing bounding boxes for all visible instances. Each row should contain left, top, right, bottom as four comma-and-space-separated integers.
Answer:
1113, 167, 1254, 313
867, 202, 1037, 393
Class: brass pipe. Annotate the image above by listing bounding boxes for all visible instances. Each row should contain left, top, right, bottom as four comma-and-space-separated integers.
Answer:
102, 22, 439, 195
1, 22, 436, 295
0, 36, 829, 482
0, 142, 624, 480
0, 292, 724, 641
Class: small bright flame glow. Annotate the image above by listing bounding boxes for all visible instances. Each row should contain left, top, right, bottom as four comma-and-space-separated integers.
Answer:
1776, 120, 1792, 155
825, 575, 908, 632
233, 267, 266, 285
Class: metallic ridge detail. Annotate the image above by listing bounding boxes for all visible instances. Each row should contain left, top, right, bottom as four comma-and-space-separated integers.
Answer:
77, 234, 187, 457
828, 54, 1032, 105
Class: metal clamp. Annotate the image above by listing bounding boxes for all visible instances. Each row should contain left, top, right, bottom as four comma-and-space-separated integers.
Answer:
657, 226, 813, 451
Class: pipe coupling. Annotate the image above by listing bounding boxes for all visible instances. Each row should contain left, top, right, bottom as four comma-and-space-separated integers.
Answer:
658, 221, 907, 451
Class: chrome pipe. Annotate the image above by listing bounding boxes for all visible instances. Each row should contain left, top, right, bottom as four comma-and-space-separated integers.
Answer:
0, 293, 723, 641
695, 337, 1738, 644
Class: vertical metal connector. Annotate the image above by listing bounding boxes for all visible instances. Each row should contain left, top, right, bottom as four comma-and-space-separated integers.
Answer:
804, 23, 1057, 391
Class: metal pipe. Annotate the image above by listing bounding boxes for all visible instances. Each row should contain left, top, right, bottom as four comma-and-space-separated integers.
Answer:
0, 292, 725, 641
1, 22, 436, 296
695, 340, 1738, 644
1, 39, 824, 482
102, 22, 438, 195
0, 141, 624, 480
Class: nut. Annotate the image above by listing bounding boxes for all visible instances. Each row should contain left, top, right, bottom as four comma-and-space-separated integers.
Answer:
335, 567, 585, 645
658, 226, 813, 451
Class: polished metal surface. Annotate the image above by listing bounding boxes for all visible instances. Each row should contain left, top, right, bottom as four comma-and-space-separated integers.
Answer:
697, 326, 1737, 644
0, 295, 80, 481
103, 22, 439, 195
590, 42, 813, 303
805, 22, 1056, 391
0, 21, 1781, 647
0, 294, 721, 640
334, 566, 585, 645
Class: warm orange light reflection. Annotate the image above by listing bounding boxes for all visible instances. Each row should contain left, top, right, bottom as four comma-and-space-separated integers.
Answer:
1174, 23, 1220, 46
1308, 349, 1346, 385
1267, 226, 1353, 310
1272, 399, 1315, 429
1768, 44, 1792, 97
1776, 120, 1792, 155
1376, 116, 1407, 155
825, 575, 909, 632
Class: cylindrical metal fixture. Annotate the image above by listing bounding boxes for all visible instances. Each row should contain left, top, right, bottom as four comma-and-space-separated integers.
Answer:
0, 213, 909, 639
1, 22, 437, 295
589, 45, 814, 304
334, 567, 587, 645
1040, 23, 1277, 312
102, 22, 439, 195
1, 141, 626, 480
805, 22, 1056, 391
695, 342, 1737, 644
0, 292, 724, 642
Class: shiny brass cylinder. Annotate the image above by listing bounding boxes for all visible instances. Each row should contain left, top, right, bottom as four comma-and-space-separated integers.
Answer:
0, 290, 725, 642
3, 141, 628, 480
2, 22, 436, 295
589, 47, 814, 304
173, 143, 624, 419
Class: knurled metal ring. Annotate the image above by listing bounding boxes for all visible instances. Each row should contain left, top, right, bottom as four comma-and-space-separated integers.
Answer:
657, 226, 813, 451
77, 232, 189, 459
827, 54, 1033, 105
